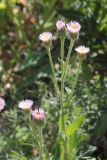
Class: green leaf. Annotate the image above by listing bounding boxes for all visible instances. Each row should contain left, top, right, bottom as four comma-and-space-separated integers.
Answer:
59, 114, 68, 134
68, 130, 77, 159
65, 115, 86, 137
60, 145, 65, 160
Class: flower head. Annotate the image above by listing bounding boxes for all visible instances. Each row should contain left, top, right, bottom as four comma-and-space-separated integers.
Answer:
75, 45, 90, 58
18, 99, 33, 111
67, 21, 81, 34
66, 21, 81, 39
32, 108, 45, 125
39, 32, 53, 48
56, 20, 66, 31
39, 32, 53, 43
0, 97, 5, 112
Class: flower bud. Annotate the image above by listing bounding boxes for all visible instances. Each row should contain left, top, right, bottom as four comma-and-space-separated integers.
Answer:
66, 21, 81, 40
56, 20, 66, 37
0, 97, 5, 112
32, 108, 45, 126
18, 99, 33, 112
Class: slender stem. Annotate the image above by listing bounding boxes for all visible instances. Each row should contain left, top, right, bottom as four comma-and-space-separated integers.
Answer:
39, 126, 43, 160
64, 39, 75, 80
60, 37, 69, 160
60, 37, 65, 131
65, 59, 83, 108
60, 37, 65, 160
27, 112, 39, 147
60, 38, 75, 160
47, 47, 60, 95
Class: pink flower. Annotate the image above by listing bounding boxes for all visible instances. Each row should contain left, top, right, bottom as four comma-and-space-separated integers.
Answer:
32, 108, 45, 121
39, 32, 53, 43
0, 97, 5, 111
18, 99, 33, 111
75, 45, 90, 56
56, 20, 66, 31
66, 21, 81, 34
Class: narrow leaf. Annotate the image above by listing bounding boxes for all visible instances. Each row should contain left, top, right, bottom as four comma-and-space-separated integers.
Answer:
65, 115, 86, 137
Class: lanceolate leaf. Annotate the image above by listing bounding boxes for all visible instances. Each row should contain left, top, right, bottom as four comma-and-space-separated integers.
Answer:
65, 115, 86, 137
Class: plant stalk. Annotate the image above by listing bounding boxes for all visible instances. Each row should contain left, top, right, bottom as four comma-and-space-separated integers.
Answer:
64, 39, 75, 80
60, 37, 65, 131
60, 37, 68, 160
27, 112, 39, 147
39, 126, 43, 160
65, 58, 83, 108
47, 47, 60, 95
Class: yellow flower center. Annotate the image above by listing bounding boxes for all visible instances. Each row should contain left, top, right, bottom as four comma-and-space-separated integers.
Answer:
79, 48, 84, 52
44, 35, 49, 41
71, 25, 77, 30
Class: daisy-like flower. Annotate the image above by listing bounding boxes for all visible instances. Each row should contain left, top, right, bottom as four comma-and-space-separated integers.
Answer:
56, 20, 66, 31
18, 99, 33, 111
66, 21, 81, 39
75, 45, 90, 58
67, 21, 81, 34
32, 108, 45, 125
0, 97, 5, 112
39, 32, 53, 47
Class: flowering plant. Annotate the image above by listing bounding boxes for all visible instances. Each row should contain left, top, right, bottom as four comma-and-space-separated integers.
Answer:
7, 19, 89, 160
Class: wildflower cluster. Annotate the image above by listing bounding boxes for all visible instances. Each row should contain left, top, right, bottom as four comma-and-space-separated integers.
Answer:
38, 19, 90, 160
0, 20, 90, 160
18, 99, 45, 159
18, 99, 45, 124
39, 20, 89, 58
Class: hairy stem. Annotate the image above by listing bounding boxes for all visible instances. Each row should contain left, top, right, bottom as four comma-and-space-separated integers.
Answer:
39, 126, 43, 160
65, 58, 83, 108
60, 37, 68, 160
47, 47, 60, 95
64, 39, 75, 80
28, 113, 39, 147
60, 37, 65, 131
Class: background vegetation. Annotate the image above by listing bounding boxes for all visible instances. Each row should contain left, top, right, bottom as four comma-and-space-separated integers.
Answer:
0, 0, 107, 159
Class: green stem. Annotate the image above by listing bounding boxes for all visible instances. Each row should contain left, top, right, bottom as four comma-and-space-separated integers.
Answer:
65, 59, 83, 108
60, 38, 75, 160
47, 47, 60, 95
27, 112, 39, 147
64, 39, 75, 80
60, 37, 65, 131
39, 126, 43, 160
60, 37, 68, 160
